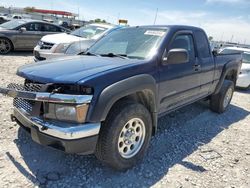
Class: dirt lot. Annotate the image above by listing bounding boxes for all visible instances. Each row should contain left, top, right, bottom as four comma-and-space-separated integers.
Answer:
0, 52, 250, 188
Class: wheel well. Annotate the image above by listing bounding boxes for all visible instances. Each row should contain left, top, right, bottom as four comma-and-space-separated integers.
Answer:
0, 37, 14, 50
225, 70, 237, 85
108, 90, 157, 134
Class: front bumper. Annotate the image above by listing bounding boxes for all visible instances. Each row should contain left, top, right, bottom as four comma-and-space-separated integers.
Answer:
34, 46, 67, 62
13, 108, 99, 154
0, 84, 100, 154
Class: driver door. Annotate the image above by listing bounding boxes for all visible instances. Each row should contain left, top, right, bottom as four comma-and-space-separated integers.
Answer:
15, 22, 42, 49
158, 31, 201, 114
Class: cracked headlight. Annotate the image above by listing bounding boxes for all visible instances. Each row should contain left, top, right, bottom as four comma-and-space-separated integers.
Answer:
44, 103, 89, 123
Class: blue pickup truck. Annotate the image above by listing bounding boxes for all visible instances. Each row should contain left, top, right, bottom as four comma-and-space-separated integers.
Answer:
0, 25, 242, 170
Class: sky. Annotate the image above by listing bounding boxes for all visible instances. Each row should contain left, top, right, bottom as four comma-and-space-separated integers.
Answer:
1, 0, 250, 44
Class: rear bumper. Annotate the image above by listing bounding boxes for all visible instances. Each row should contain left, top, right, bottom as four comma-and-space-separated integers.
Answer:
13, 108, 100, 154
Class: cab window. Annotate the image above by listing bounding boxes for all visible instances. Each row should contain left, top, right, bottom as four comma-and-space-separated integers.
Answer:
170, 34, 195, 60
195, 31, 211, 58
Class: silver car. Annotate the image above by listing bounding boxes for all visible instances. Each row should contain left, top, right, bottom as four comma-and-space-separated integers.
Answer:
0, 19, 69, 54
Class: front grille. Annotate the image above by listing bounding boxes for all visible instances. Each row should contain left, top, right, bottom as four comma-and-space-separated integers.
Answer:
7, 83, 43, 92
39, 41, 54, 50
13, 98, 34, 113
7, 83, 45, 114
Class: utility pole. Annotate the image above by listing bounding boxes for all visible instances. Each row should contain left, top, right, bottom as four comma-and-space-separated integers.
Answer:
50, 0, 53, 20
230, 35, 234, 43
153, 8, 158, 25
220, 32, 224, 42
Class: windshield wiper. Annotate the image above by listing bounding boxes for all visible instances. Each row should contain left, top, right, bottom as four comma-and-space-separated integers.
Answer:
71, 33, 81, 37
79, 51, 100, 57
100, 53, 129, 59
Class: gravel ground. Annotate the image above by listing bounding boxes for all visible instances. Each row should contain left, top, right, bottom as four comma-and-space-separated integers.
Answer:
0, 52, 250, 188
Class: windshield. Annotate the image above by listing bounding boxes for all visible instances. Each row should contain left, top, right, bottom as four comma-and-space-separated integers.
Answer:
70, 25, 108, 39
87, 27, 167, 59
0, 20, 26, 29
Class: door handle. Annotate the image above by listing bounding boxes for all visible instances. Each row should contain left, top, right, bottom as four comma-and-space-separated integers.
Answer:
193, 64, 201, 71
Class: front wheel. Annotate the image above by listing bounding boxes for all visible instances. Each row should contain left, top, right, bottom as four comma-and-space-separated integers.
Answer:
210, 80, 234, 113
95, 101, 152, 170
0, 38, 12, 54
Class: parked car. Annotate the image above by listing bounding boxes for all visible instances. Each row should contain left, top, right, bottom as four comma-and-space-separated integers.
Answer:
11, 14, 23, 19
0, 19, 70, 54
219, 47, 250, 89
0, 14, 9, 24
33, 23, 116, 61
0, 17, 6, 24
0, 14, 31, 24
0, 25, 242, 170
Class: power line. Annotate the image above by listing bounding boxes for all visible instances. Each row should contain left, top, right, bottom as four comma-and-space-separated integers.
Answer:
153, 8, 158, 25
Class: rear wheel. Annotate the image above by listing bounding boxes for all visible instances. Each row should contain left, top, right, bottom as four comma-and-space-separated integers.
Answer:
210, 80, 234, 113
0, 38, 12, 54
95, 101, 152, 170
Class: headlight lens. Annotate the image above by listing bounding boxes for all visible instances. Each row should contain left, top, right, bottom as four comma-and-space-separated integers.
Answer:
44, 103, 89, 123
37, 40, 43, 46
54, 43, 71, 53
65, 41, 92, 55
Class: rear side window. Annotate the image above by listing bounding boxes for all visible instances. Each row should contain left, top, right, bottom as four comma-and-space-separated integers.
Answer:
24, 23, 41, 31
41, 24, 59, 32
195, 31, 211, 58
170, 34, 195, 60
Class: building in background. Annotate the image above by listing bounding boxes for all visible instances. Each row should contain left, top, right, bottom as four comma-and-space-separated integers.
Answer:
0, 6, 88, 28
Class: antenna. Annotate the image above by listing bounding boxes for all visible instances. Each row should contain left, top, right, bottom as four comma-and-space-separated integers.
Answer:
153, 8, 158, 25
220, 32, 224, 42
77, 4, 82, 54
117, 12, 120, 25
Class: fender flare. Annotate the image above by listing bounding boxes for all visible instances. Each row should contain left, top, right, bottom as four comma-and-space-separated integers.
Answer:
88, 74, 157, 124
214, 60, 240, 94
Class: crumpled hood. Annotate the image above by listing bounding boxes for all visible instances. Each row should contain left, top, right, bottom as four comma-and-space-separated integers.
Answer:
17, 56, 138, 84
41, 33, 86, 44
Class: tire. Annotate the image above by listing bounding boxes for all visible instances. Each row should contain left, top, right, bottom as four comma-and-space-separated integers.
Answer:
210, 80, 234, 113
0, 38, 12, 54
95, 101, 152, 170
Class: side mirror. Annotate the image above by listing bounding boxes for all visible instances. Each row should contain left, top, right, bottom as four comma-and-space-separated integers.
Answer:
163, 49, 189, 65
19, 27, 26, 32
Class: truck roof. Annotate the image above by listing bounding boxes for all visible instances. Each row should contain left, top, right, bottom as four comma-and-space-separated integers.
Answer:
89, 23, 115, 29
133, 25, 204, 31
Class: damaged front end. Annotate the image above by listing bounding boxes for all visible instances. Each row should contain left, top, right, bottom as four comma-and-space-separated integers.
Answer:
0, 81, 100, 154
